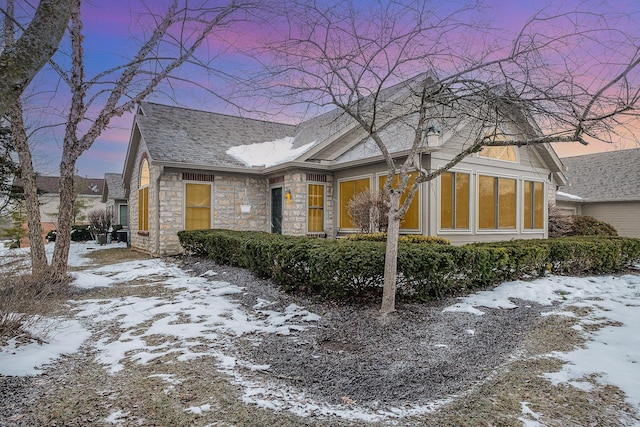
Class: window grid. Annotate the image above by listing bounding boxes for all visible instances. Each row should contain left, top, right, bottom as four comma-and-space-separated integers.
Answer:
307, 184, 324, 232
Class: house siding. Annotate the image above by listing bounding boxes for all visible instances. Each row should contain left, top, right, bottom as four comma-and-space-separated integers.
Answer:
581, 201, 640, 238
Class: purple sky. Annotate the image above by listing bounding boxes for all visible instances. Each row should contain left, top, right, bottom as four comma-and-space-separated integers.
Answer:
16, 0, 640, 179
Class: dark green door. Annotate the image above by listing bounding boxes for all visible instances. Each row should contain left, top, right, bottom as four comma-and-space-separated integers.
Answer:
271, 188, 282, 234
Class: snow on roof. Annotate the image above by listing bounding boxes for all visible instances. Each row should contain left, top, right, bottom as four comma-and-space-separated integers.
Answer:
556, 191, 583, 200
226, 137, 315, 168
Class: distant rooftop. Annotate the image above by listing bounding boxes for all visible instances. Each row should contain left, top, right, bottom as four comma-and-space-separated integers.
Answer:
559, 148, 640, 202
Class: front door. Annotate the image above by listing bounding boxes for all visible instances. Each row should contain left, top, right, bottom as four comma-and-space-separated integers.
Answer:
271, 187, 283, 234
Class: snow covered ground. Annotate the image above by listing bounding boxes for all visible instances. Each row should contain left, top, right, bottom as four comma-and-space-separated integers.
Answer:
1, 242, 639, 424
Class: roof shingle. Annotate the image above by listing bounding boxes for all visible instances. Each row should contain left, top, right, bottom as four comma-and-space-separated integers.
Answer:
559, 148, 640, 202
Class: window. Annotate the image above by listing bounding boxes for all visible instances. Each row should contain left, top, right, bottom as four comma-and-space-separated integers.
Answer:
138, 159, 149, 231
185, 183, 211, 230
307, 184, 324, 232
440, 171, 470, 229
339, 178, 370, 229
119, 204, 129, 227
379, 172, 420, 230
479, 131, 517, 162
478, 175, 517, 229
524, 180, 544, 229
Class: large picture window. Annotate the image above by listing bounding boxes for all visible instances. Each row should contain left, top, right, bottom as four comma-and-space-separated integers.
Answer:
185, 183, 211, 230
440, 171, 470, 229
379, 172, 420, 230
307, 184, 324, 232
524, 180, 544, 229
478, 175, 516, 229
138, 159, 150, 231
339, 178, 370, 229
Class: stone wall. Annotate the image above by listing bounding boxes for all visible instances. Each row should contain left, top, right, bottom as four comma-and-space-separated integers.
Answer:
213, 175, 269, 232
157, 171, 182, 254
281, 171, 334, 237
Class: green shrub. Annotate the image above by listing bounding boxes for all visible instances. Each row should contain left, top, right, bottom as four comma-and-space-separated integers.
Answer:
569, 215, 618, 236
345, 233, 450, 245
178, 230, 640, 303
46, 225, 93, 242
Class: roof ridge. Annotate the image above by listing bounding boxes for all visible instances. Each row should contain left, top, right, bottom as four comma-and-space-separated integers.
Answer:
141, 101, 297, 128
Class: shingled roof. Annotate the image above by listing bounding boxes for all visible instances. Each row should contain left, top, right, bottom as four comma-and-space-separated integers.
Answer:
136, 102, 297, 169
31, 175, 103, 196
101, 173, 125, 202
559, 148, 640, 202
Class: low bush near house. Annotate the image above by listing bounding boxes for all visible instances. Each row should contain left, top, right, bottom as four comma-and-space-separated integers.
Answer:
345, 233, 451, 245
178, 230, 640, 303
569, 215, 618, 236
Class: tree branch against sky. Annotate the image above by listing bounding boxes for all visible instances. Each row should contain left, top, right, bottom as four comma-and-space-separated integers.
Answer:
7, 0, 251, 278
251, 0, 640, 314
0, 0, 73, 118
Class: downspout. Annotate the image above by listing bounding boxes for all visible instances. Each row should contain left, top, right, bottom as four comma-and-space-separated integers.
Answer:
155, 165, 164, 255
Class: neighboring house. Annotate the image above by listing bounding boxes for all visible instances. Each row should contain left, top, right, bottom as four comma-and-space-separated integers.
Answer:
556, 148, 640, 238
123, 80, 566, 256
102, 172, 129, 228
35, 175, 105, 237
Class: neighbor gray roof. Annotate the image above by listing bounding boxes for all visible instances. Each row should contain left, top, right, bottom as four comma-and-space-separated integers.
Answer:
19, 175, 104, 196
137, 102, 297, 169
559, 148, 640, 202
102, 172, 125, 202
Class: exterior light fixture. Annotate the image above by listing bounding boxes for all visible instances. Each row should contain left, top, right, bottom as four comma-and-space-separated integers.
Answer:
285, 189, 292, 201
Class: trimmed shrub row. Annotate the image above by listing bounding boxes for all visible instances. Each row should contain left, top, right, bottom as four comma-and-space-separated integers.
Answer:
178, 230, 640, 302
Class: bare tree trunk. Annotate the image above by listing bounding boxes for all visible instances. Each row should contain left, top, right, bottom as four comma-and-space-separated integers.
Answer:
8, 105, 49, 277
51, 157, 76, 275
3, 0, 49, 277
0, 0, 73, 117
380, 191, 401, 315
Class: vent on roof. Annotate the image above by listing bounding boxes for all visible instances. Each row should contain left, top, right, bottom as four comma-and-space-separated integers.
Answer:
183, 172, 215, 182
269, 176, 284, 185
306, 174, 327, 182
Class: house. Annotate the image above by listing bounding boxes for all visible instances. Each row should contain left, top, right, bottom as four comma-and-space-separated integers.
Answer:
556, 148, 640, 238
123, 80, 566, 256
35, 175, 105, 235
9, 175, 105, 245
102, 173, 128, 228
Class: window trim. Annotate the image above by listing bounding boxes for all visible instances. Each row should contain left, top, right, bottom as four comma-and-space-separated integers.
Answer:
183, 181, 213, 231
306, 182, 325, 234
522, 179, 545, 232
438, 169, 472, 233
138, 158, 150, 233
476, 173, 519, 233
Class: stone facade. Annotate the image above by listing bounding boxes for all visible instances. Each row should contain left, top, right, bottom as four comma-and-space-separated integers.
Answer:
212, 175, 269, 233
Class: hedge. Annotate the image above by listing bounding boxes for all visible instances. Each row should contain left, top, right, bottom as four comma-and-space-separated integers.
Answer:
178, 230, 640, 302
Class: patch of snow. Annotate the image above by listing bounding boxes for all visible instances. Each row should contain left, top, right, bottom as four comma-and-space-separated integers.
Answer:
556, 191, 582, 200
184, 403, 211, 414
226, 137, 314, 168
0, 317, 90, 375
518, 401, 543, 426
445, 274, 640, 412
104, 410, 129, 424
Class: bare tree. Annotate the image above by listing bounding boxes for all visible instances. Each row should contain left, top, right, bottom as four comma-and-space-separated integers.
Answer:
2, 0, 48, 277
255, 0, 640, 314
9, 0, 248, 279
0, 0, 72, 118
